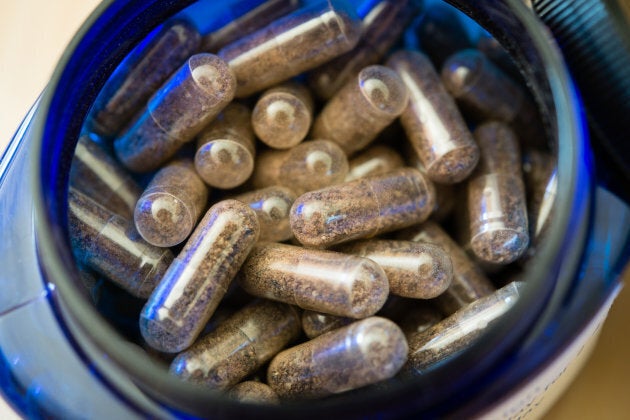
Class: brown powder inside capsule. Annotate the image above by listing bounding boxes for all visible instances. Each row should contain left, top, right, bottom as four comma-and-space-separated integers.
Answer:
228, 381, 280, 405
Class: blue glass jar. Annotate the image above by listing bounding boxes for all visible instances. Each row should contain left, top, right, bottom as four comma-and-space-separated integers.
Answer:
0, 0, 628, 418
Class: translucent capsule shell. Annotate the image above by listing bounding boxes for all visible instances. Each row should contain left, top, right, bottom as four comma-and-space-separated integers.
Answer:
202, 0, 300, 52
134, 159, 208, 247
308, 0, 411, 100
195, 103, 256, 189
170, 300, 300, 389
301, 310, 353, 339
291, 167, 435, 248
311, 65, 409, 156
114, 53, 236, 172
252, 139, 349, 196
467, 122, 529, 264
218, 0, 362, 97
228, 381, 280, 405
233, 186, 297, 242
405, 282, 522, 373
140, 200, 259, 353
252, 82, 314, 149
398, 221, 495, 316
442, 49, 544, 148
70, 135, 141, 219
345, 144, 404, 182
90, 20, 201, 137
238, 242, 389, 318
267, 316, 408, 399
337, 239, 453, 299
387, 50, 479, 184
67, 188, 173, 299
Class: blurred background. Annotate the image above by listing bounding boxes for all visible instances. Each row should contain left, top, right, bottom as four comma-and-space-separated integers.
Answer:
0, 1, 628, 418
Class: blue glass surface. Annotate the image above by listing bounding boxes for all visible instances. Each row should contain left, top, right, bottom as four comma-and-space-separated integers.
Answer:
0, 105, 49, 315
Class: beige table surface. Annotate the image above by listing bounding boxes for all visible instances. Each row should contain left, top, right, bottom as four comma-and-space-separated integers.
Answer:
0, 1, 629, 419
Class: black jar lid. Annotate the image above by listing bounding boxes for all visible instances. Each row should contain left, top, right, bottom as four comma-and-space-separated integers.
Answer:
533, 0, 630, 187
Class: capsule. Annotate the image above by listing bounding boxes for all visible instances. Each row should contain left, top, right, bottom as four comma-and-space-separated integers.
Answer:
291, 167, 435, 248
431, 183, 456, 223
89, 20, 201, 137
233, 186, 297, 242
218, 0, 362, 97
467, 122, 529, 264
387, 50, 479, 184
522, 150, 557, 241
398, 221, 495, 315
267, 316, 408, 399
405, 144, 457, 221
114, 53, 236, 172
134, 159, 208, 247
337, 239, 453, 299
70, 135, 141, 219
308, 0, 411, 99
441, 49, 540, 141
252, 139, 349, 196
228, 381, 280, 405
405, 282, 522, 374
195, 103, 256, 189
413, 2, 472, 68
344, 144, 404, 182
202, 0, 300, 52
311, 65, 409, 155
170, 300, 300, 389
252, 82, 314, 149
238, 242, 389, 318
301, 310, 354, 339
67, 188, 173, 299
140, 200, 259, 353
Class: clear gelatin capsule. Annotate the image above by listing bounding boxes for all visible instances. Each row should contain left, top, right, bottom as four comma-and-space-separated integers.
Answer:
202, 0, 300, 52
387, 50, 479, 184
195, 103, 256, 189
170, 300, 300, 389
238, 242, 389, 319
252, 139, 349, 196
134, 159, 208, 247
404, 282, 522, 374
398, 221, 495, 316
441, 49, 539, 136
344, 144, 404, 182
291, 167, 435, 248
114, 53, 236, 172
218, 0, 362, 97
267, 316, 408, 399
89, 20, 201, 137
308, 0, 411, 99
301, 310, 353, 339
468, 122, 529, 264
522, 150, 557, 241
70, 135, 141, 219
252, 82, 314, 149
233, 185, 297, 242
311, 65, 409, 155
228, 381, 280, 405
67, 188, 173, 299
140, 200, 259, 353
337, 239, 453, 299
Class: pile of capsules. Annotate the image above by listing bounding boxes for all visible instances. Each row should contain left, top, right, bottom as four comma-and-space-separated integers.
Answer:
69, 0, 556, 404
